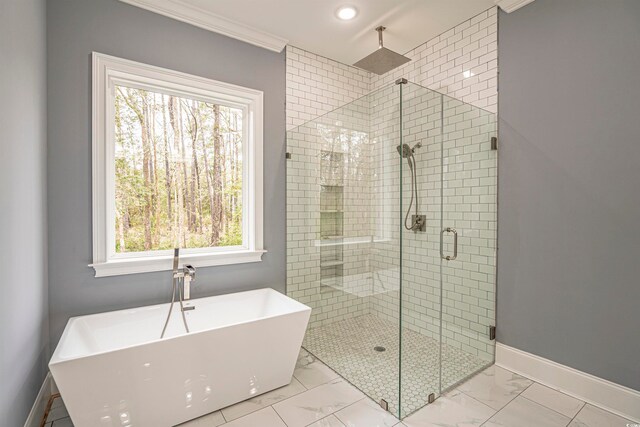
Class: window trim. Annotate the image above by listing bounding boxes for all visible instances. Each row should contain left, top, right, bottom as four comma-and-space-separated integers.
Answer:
90, 52, 265, 277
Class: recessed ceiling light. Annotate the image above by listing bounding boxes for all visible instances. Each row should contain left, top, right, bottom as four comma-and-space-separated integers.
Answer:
336, 6, 358, 21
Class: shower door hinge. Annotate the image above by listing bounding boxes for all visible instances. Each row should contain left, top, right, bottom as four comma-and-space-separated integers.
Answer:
395, 78, 408, 85
285, 152, 292, 159
489, 325, 496, 341
491, 137, 498, 151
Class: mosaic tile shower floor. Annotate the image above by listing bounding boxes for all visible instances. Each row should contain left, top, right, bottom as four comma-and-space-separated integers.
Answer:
303, 314, 490, 417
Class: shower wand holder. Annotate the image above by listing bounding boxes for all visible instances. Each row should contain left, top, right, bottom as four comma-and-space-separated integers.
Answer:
412, 215, 427, 232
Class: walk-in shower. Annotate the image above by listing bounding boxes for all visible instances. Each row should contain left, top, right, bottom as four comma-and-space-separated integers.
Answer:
286, 80, 497, 418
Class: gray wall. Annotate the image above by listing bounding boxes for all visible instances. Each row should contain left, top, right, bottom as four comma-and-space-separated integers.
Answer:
47, 0, 285, 346
498, 0, 640, 390
0, 0, 49, 425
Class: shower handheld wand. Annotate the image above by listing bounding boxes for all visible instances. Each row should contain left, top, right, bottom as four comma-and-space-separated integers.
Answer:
160, 248, 195, 339
397, 143, 426, 232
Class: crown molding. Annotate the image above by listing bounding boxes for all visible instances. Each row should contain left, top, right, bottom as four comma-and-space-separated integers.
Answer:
119, 0, 288, 52
494, 0, 536, 13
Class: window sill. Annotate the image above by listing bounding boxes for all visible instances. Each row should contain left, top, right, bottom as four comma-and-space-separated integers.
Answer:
90, 249, 267, 278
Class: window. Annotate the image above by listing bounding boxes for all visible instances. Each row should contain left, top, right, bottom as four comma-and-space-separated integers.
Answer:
91, 53, 264, 277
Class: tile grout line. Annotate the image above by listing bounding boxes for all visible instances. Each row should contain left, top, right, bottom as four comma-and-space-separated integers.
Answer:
302, 413, 342, 427
273, 385, 367, 427
519, 393, 586, 421
451, 388, 499, 416
329, 395, 401, 427
565, 402, 589, 427
271, 404, 290, 427
223, 385, 306, 423
292, 374, 309, 390
478, 378, 535, 426
268, 378, 350, 423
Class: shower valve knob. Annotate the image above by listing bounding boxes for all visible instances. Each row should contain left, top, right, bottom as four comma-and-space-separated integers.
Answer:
412, 215, 427, 232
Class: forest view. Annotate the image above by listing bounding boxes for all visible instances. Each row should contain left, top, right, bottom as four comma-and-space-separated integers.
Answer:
114, 85, 243, 253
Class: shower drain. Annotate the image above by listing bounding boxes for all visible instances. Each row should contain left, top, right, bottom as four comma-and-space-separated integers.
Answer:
374, 346, 386, 352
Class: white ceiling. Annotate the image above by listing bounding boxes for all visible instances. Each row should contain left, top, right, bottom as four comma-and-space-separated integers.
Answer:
122, 0, 496, 65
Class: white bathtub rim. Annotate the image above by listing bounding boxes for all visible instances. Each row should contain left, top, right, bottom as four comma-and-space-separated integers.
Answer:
50, 287, 310, 366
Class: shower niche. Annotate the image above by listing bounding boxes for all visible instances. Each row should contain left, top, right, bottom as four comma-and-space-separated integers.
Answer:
319, 151, 345, 292
286, 80, 497, 419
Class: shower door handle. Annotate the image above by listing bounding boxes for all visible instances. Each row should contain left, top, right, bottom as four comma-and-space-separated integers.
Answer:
440, 227, 458, 261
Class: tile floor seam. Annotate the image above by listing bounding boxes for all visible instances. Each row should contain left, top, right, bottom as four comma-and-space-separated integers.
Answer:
455, 388, 499, 413
479, 390, 574, 427
225, 385, 307, 423
519, 394, 585, 421
331, 396, 382, 425
479, 382, 534, 427
270, 385, 313, 423
517, 395, 573, 427
565, 404, 586, 427
305, 412, 352, 427
292, 374, 309, 390
271, 378, 366, 427
294, 352, 343, 391
271, 404, 290, 427
522, 381, 598, 416
275, 373, 344, 411
495, 377, 535, 411
465, 370, 535, 426
303, 413, 336, 427
302, 395, 369, 426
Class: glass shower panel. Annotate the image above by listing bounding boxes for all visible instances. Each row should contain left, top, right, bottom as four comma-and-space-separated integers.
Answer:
439, 94, 497, 390
398, 82, 444, 418
286, 83, 402, 414
286, 79, 498, 420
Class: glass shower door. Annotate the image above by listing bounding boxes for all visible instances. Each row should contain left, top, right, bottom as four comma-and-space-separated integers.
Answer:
286, 83, 403, 415
439, 94, 497, 390
398, 83, 497, 418
398, 82, 444, 418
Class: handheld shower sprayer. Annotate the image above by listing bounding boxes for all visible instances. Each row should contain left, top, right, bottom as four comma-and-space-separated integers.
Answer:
397, 142, 426, 231
396, 142, 422, 158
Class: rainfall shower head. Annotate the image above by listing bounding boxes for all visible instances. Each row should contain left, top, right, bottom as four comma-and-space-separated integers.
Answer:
354, 26, 411, 75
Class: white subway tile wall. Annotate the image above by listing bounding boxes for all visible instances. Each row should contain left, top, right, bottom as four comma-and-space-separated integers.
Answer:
286, 46, 371, 131
286, 7, 498, 378
369, 7, 498, 114
287, 92, 376, 328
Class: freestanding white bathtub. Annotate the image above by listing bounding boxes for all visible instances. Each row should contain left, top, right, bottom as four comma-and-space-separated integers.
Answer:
49, 288, 311, 427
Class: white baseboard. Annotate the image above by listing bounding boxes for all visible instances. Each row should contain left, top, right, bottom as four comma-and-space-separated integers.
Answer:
496, 343, 640, 422
24, 373, 53, 427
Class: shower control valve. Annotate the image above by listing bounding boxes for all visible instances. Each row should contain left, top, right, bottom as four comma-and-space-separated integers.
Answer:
412, 215, 427, 232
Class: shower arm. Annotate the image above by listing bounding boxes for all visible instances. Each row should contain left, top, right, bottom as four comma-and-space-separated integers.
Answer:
376, 26, 386, 49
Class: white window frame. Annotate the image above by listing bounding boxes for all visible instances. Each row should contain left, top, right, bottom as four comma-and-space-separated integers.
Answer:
90, 52, 265, 277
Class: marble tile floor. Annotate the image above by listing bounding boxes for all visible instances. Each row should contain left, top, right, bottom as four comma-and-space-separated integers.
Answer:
45, 354, 636, 427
